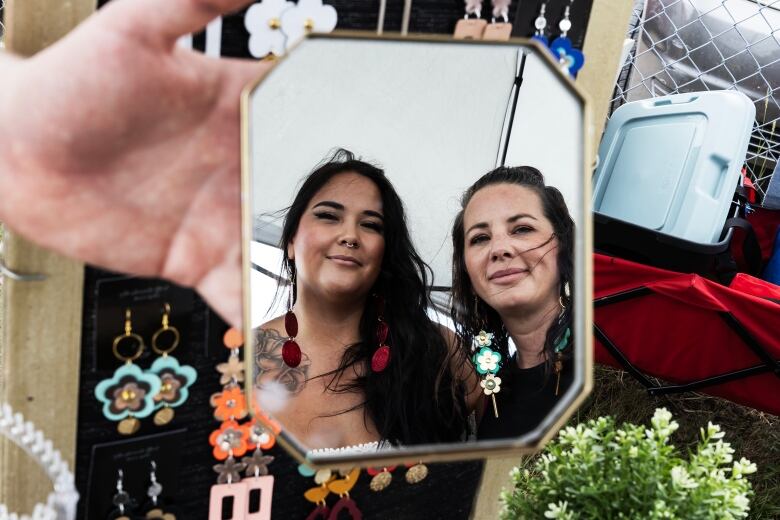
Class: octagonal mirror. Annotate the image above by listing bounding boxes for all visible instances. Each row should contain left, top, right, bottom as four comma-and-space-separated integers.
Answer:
241, 33, 591, 468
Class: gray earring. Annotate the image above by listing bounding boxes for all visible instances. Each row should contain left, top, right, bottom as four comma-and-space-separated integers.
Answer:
112, 469, 132, 520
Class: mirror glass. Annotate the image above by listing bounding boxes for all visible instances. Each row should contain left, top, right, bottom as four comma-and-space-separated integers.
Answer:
243, 34, 588, 465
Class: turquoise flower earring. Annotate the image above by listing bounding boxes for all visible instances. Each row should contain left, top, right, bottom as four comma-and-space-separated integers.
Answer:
472, 297, 503, 418
148, 303, 197, 426
95, 309, 162, 435
474, 329, 503, 418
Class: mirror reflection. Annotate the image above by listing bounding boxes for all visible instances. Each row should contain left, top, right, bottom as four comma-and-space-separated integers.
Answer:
245, 35, 585, 459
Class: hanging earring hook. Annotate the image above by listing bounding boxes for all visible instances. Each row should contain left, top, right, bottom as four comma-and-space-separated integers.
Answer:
151, 302, 180, 356
114, 309, 145, 363
287, 270, 296, 310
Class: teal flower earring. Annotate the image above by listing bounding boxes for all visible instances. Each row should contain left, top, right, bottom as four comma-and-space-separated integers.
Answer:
474, 329, 503, 418
95, 309, 162, 435
472, 297, 503, 418
148, 303, 197, 426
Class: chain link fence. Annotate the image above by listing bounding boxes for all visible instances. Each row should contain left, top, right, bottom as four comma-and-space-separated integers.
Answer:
613, 0, 780, 201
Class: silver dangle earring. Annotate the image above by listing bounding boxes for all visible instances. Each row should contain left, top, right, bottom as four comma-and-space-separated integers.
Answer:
145, 460, 176, 519
532, 2, 549, 46
112, 469, 132, 520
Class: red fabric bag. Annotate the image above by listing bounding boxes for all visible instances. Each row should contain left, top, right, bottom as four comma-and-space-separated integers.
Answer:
729, 205, 780, 270
594, 253, 780, 415
747, 206, 780, 263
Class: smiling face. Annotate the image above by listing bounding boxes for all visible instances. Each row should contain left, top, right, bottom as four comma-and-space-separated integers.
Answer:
463, 183, 560, 316
288, 172, 385, 304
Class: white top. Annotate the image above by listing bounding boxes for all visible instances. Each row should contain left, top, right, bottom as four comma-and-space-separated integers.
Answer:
307, 441, 385, 456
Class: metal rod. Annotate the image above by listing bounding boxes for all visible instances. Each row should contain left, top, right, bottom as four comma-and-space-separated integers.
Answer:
401, 0, 412, 35
648, 364, 772, 395
377, 0, 387, 35
593, 323, 657, 388
0, 258, 47, 281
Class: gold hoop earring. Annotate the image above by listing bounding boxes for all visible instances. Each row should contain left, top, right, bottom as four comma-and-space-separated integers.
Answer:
148, 303, 197, 426
151, 303, 180, 355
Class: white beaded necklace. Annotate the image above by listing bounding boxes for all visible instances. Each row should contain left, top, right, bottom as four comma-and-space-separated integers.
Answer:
0, 403, 78, 520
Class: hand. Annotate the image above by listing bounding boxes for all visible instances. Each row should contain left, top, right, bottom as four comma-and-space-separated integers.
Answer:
0, 0, 272, 327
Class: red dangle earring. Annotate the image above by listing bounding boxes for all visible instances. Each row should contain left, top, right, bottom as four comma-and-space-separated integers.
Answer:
282, 270, 303, 368
371, 295, 391, 373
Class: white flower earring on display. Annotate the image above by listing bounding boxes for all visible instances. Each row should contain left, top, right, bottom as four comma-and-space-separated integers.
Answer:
280, 0, 337, 50
245, 0, 295, 58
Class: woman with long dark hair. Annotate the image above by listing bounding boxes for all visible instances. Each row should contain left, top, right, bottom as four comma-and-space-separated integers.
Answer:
255, 149, 476, 448
451, 166, 575, 439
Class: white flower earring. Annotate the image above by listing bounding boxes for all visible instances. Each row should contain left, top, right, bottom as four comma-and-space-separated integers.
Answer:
245, 0, 295, 58
281, 0, 337, 49
245, 0, 337, 58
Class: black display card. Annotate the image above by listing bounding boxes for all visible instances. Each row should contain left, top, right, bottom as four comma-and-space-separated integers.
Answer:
92, 275, 196, 372
84, 429, 187, 519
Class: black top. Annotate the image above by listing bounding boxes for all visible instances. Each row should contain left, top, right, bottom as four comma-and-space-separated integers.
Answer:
477, 355, 574, 439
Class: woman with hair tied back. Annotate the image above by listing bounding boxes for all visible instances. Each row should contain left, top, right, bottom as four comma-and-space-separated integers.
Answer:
254, 149, 480, 450
451, 166, 575, 439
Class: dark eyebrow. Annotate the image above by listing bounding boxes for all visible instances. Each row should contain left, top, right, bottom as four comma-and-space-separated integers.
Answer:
507, 213, 537, 223
312, 201, 344, 211
312, 201, 384, 220
363, 210, 384, 221
466, 222, 489, 235
466, 213, 537, 235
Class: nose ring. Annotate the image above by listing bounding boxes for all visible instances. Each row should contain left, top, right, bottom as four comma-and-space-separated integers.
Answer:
344, 241, 358, 249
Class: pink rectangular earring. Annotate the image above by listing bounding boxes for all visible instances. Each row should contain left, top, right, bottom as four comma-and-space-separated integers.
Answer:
483, 0, 513, 41
454, 0, 487, 39
208, 481, 247, 520
243, 476, 274, 520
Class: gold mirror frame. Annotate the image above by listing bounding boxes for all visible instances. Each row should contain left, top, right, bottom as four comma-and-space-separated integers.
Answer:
240, 31, 593, 469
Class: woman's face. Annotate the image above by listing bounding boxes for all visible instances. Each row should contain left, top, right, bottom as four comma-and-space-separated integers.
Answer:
463, 183, 560, 315
288, 172, 385, 303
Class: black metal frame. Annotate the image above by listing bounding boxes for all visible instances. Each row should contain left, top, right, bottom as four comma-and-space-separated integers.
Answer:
594, 286, 780, 397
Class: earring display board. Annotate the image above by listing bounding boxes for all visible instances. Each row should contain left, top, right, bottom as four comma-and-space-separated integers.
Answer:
95, 0, 594, 59
75, 268, 485, 518
74, 268, 224, 518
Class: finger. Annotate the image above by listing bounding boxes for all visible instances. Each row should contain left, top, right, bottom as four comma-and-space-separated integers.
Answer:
218, 56, 277, 90
101, 0, 254, 47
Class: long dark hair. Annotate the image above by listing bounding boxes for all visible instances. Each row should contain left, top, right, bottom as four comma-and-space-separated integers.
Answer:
278, 149, 468, 445
451, 166, 575, 374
